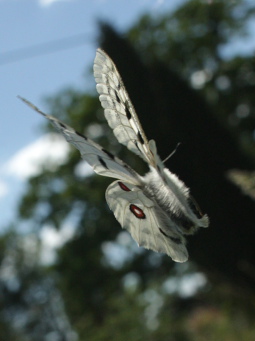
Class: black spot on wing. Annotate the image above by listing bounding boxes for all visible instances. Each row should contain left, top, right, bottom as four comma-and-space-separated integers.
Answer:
75, 131, 87, 140
58, 122, 67, 129
125, 103, 132, 120
98, 156, 108, 169
114, 90, 121, 104
159, 228, 182, 244
137, 131, 144, 144
170, 236, 182, 245
134, 141, 143, 154
102, 148, 115, 160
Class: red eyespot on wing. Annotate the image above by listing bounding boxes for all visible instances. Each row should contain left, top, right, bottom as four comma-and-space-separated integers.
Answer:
130, 204, 146, 219
118, 182, 131, 192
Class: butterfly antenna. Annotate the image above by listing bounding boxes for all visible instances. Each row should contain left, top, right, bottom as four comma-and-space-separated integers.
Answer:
163, 142, 181, 163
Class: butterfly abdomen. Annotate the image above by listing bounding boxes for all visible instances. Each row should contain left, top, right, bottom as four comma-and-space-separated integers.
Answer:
142, 167, 204, 234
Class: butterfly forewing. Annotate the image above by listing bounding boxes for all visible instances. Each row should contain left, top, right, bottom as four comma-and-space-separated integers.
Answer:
94, 48, 154, 166
18, 97, 140, 184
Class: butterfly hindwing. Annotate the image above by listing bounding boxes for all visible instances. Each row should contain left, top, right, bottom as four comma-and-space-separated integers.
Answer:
106, 180, 188, 262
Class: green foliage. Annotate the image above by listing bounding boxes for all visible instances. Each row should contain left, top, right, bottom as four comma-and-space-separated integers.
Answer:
129, 0, 255, 158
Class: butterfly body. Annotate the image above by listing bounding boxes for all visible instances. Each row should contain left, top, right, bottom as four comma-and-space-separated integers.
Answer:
20, 48, 209, 262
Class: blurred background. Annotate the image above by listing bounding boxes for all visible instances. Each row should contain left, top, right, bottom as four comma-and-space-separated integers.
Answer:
1, 0, 255, 340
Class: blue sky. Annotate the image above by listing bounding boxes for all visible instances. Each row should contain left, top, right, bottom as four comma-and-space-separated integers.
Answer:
1, 0, 255, 262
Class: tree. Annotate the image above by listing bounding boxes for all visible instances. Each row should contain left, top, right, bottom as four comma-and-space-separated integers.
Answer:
98, 0, 255, 287
2, 0, 255, 339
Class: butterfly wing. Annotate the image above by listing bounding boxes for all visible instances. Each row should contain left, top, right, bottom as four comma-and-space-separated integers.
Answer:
94, 48, 155, 166
18, 97, 140, 184
106, 180, 188, 262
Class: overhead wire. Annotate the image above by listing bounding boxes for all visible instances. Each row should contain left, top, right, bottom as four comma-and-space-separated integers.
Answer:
0, 33, 91, 66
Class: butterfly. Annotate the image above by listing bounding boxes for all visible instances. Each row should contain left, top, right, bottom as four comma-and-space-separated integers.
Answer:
19, 48, 209, 262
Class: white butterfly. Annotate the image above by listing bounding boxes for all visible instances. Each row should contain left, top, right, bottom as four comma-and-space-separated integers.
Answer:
19, 48, 209, 262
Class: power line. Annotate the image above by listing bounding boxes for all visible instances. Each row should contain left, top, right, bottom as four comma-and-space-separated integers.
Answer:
0, 33, 92, 66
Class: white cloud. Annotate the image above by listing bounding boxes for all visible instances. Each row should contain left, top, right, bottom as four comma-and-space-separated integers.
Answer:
39, 0, 72, 7
5, 133, 70, 179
